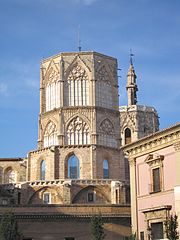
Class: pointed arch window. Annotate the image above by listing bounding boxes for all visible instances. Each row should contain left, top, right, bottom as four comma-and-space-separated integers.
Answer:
45, 68, 60, 111
99, 119, 116, 148
66, 65, 89, 106
40, 160, 46, 180
68, 155, 80, 179
103, 159, 109, 179
125, 128, 131, 144
96, 66, 112, 109
4, 168, 16, 183
44, 121, 58, 147
67, 117, 90, 145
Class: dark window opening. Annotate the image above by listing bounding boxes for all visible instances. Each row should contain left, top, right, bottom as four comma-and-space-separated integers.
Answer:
140, 231, 144, 240
88, 192, 94, 202
152, 168, 161, 192
125, 128, 131, 144
151, 222, 163, 239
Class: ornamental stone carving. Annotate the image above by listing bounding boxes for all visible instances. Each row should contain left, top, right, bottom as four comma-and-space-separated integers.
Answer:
99, 119, 114, 134
68, 65, 88, 81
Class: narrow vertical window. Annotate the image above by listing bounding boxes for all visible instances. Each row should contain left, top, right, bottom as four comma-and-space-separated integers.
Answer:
103, 160, 109, 179
125, 128, 131, 144
43, 193, 50, 204
68, 155, 80, 179
40, 160, 46, 180
152, 168, 161, 192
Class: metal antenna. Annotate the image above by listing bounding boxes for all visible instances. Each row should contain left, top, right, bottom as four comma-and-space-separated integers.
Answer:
78, 25, 82, 52
130, 48, 134, 65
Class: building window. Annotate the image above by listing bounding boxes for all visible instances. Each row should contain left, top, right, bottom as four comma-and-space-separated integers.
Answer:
40, 160, 46, 180
145, 154, 164, 194
98, 119, 116, 148
96, 66, 112, 109
45, 68, 60, 111
4, 168, 16, 183
103, 160, 109, 179
67, 117, 90, 145
152, 168, 161, 192
68, 155, 80, 179
140, 231, 144, 240
151, 222, 163, 239
87, 192, 94, 202
43, 193, 50, 204
44, 121, 58, 147
125, 128, 131, 144
66, 64, 89, 106
2, 199, 8, 205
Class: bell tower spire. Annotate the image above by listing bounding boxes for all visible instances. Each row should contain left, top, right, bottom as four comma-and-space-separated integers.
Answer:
126, 51, 138, 106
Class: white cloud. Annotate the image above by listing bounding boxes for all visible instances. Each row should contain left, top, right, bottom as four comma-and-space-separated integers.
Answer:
0, 83, 8, 95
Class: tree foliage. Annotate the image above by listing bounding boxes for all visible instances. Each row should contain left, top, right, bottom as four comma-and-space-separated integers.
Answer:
165, 214, 179, 240
91, 214, 105, 240
0, 212, 22, 240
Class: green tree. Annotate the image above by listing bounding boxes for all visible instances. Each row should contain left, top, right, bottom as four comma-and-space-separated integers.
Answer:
0, 212, 22, 240
165, 214, 179, 240
91, 214, 105, 240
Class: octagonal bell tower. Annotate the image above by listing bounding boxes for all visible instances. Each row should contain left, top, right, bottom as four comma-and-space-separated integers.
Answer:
28, 51, 125, 182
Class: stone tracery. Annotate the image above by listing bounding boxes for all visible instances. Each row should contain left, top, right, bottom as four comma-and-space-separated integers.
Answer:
45, 67, 60, 111
67, 116, 90, 145
44, 121, 58, 147
66, 64, 89, 106
99, 119, 116, 147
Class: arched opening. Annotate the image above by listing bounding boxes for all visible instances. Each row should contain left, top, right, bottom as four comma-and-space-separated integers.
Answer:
125, 128, 132, 144
4, 167, 16, 183
68, 155, 80, 179
40, 160, 46, 180
103, 159, 109, 179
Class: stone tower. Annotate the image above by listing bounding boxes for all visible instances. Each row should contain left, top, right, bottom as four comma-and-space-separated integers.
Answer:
120, 57, 159, 145
28, 51, 126, 183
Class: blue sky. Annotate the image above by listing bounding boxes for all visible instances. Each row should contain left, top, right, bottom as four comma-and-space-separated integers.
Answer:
0, 0, 180, 157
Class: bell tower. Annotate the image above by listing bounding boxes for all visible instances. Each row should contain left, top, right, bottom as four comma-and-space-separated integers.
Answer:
28, 51, 125, 182
126, 55, 138, 106
120, 54, 159, 145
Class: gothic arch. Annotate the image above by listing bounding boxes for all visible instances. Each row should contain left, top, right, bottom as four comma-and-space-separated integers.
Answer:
43, 120, 58, 147
72, 185, 110, 204
65, 55, 91, 79
98, 118, 116, 148
64, 152, 81, 179
66, 116, 90, 145
44, 59, 60, 86
3, 167, 17, 184
65, 57, 91, 107
27, 186, 63, 204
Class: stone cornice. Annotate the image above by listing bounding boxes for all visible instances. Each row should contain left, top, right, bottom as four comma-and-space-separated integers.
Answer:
121, 123, 180, 158
174, 141, 180, 152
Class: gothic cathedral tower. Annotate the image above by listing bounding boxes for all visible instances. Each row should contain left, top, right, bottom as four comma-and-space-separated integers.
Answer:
28, 52, 125, 184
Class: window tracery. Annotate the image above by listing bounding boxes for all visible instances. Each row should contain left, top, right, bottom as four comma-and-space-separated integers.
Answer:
66, 65, 89, 106
99, 119, 116, 147
45, 68, 60, 111
44, 121, 58, 147
4, 168, 16, 183
96, 66, 112, 108
67, 117, 90, 145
